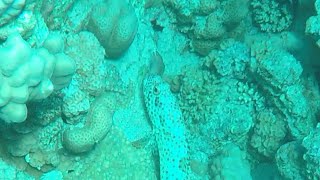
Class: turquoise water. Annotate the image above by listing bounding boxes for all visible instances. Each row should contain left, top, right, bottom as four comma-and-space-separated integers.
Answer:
0, 0, 319, 179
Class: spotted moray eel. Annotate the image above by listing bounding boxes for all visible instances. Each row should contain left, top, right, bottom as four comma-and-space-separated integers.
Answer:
143, 52, 190, 180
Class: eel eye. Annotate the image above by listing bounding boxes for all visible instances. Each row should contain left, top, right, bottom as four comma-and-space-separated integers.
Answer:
153, 86, 160, 95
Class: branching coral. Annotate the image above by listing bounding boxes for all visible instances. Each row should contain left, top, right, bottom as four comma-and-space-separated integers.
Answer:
306, 0, 320, 46
250, 39, 316, 139
163, 0, 249, 56
251, 0, 293, 32
250, 109, 287, 158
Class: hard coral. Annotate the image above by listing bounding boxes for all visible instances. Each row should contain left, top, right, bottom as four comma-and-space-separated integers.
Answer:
0, 0, 26, 26
0, 33, 75, 123
88, 0, 138, 58
62, 92, 120, 154
251, 0, 293, 32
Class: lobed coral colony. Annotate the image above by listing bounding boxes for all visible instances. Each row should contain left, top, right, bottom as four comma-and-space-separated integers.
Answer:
1, 0, 320, 179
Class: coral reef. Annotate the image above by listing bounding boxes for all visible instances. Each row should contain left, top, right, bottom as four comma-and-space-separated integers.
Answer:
1, 0, 320, 179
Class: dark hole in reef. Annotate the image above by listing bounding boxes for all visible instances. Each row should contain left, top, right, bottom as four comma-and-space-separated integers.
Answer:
151, 19, 164, 32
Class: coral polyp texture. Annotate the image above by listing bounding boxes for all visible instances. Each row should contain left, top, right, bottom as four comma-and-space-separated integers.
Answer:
62, 92, 119, 154
1, 0, 320, 179
87, 0, 138, 58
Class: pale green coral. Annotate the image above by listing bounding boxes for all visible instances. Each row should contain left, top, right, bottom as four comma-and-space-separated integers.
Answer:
87, 0, 138, 58
0, 33, 74, 123
62, 92, 117, 154
250, 109, 287, 158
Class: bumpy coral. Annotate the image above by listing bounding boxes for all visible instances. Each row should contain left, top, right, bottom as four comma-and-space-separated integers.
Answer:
178, 66, 220, 125
65, 31, 108, 96
306, 0, 320, 46
203, 40, 250, 78
62, 92, 119, 153
87, 0, 138, 58
143, 75, 190, 179
251, 0, 293, 32
64, 126, 156, 179
164, 0, 249, 56
250, 40, 315, 139
0, 0, 26, 26
250, 109, 287, 158
62, 82, 90, 124
0, 33, 75, 123
0, 0, 36, 40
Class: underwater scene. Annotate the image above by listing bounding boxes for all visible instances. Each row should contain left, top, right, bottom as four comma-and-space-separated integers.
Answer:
1, 0, 320, 179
